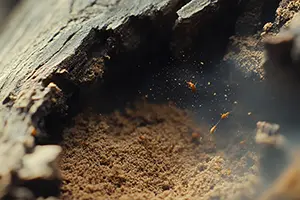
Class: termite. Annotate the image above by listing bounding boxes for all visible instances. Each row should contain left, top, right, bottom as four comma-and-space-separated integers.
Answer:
210, 125, 217, 134
186, 81, 197, 92
221, 112, 230, 119
210, 111, 230, 134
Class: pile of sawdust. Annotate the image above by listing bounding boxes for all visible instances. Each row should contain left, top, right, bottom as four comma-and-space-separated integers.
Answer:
59, 102, 258, 200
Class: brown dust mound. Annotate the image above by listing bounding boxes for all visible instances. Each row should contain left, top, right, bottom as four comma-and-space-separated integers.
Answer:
59, 102, 258, 200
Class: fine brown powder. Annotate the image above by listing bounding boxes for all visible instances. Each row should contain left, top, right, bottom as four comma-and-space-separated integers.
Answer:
59, 102, 258, 200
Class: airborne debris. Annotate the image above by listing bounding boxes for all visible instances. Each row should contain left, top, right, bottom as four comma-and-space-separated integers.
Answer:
210, 112, 231, 134
186, 81, 197, 92
221, 112, 230, 119
104, 54, 111, 60
210, 125, 217, 134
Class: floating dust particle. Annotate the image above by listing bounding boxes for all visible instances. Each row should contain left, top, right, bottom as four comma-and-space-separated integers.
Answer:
104, 54, 111, 60
59, 102, 258, 200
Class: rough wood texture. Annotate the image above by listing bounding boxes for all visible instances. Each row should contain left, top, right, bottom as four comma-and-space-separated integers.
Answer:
0, 0, 242, 199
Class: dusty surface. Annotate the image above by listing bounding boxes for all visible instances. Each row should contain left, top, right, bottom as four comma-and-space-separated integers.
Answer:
224, 0, 300, 78
59, 102, 258, 200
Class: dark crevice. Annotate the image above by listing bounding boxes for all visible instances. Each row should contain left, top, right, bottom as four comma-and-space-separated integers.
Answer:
19, 179, 61, 198
261, 0, 281, 25
35, 1, 249, 145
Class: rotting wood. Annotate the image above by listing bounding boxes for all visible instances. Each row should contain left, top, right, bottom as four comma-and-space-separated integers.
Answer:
0, 0, 246, 199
